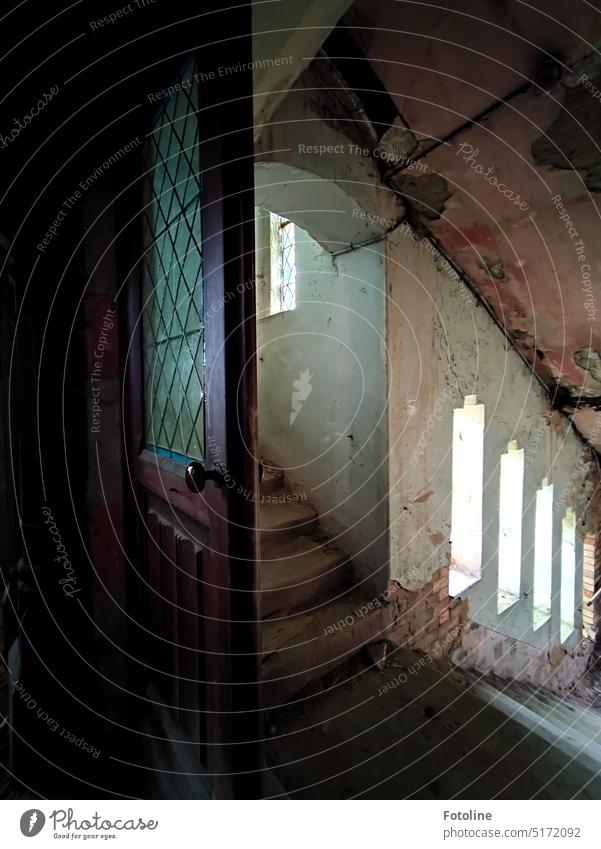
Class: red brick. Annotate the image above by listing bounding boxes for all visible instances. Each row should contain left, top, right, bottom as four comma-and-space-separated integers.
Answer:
432, 576, 448, 595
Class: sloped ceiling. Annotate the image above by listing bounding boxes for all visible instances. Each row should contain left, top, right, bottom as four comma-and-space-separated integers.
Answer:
345, 0, 601, 449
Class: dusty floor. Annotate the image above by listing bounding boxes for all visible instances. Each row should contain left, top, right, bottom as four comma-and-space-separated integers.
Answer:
265, 649, 601, 799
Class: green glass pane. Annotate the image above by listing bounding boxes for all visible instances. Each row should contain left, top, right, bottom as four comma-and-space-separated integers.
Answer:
182, 200, 203, 329
146, 340, 176, 450
178, 331, 204, 457
184, 363, 204, 460
141, 57, 204, 462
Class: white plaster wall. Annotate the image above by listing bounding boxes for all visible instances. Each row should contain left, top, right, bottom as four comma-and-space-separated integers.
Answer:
255, 74, 404, 250
387, 228, 593, 649
254, 81, 402, 595
257, 226, 389, 594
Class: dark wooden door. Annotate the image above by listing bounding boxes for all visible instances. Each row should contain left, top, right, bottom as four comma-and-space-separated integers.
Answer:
122, 6, 260, 798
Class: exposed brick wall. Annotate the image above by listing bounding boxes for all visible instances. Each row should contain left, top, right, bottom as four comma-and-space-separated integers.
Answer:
384, 556, 597, 694
452, 623, 594, 695
593, 530, 600, 642
385, 563, 468, 657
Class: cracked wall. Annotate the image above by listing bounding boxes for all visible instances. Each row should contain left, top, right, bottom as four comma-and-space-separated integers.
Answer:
387, 219, 597, 675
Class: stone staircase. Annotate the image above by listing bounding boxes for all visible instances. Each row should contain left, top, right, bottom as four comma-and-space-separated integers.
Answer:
259, 464, 386, 708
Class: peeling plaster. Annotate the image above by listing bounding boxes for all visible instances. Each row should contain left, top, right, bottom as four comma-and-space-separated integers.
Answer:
479, 256, 508, 282
574, 348, 601, 384
378, 116, 418, 167
389, 172, 453, 219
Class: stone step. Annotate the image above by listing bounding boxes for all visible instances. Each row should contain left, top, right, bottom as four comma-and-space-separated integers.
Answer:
262, 592, 387, 707
260, 464, 284, 496
259, 495, 319, 545
260, 535, 350, 617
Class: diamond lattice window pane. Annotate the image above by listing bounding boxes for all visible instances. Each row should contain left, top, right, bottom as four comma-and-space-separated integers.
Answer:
142, 57, 205, 462
269, 212, 296, 314
279, 221, 296, 311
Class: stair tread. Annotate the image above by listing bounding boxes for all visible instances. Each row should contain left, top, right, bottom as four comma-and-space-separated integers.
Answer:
259, 497, 318, 533
262, 614, 315, 657
262, 591, 384, 659
261, 536, 348, 591
262, 592, 386, 705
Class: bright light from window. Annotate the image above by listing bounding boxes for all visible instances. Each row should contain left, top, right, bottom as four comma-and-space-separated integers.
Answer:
582, 532, 596, 640
560, 508, 576, 642
269, 212, 296, 314
533, 478, 553, 630
449, 395, 484, 597
497, 441, 524, 613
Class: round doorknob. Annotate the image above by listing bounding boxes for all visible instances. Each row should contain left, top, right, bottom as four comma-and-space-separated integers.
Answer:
185, 461, 225, 493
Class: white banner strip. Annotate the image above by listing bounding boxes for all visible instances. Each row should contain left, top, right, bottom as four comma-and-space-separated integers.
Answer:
0, 799, 597, 848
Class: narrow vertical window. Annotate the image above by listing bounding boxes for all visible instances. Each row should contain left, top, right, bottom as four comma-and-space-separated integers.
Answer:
449, 395, 485, 596
497, 441, 524, 613
269, 212, 296, 314
254, 207, 272, 317
533, 478, 554, 630
560, 508, 576, 642
582, 532, 596, 640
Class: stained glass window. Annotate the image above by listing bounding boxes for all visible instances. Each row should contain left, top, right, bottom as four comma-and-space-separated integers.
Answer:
141, 57, 205, 462
269, 212, 296, 313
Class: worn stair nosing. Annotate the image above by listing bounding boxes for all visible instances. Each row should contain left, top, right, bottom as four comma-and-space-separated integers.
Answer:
261, 539, 348, 589
260, 498, 319, 538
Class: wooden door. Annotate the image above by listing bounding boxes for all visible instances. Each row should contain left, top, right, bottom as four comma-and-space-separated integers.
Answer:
121, 5, 260, 798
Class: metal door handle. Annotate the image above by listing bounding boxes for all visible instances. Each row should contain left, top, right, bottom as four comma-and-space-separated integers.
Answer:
185, 461, 225, 493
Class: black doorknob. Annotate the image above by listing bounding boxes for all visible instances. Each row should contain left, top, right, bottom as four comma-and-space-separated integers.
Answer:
185, 461, 225, 493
